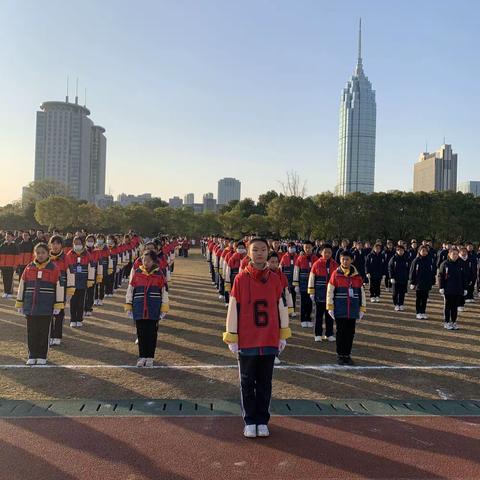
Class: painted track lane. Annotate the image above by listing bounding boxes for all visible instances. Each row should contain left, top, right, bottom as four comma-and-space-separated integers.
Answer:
1, 416, 479, 479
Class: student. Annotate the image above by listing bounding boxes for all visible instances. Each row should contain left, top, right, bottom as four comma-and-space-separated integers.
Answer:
365, 243, 385, 302
0, 231, 19, 298
383, 240, 395, 291
463, 243, 477, 303
280, 242, 298, 317
16, 231, 34, 281
458, 246, 475, 311
105, 235, 118, 297
48, 235, 73, 346
125, 250, 169, 367
327, 251, 366, 365
15, 243, 64, 365
388, 244, 409, 311
224, 241, 247, 295
308, 244, 338, 342
66, 237, 95, 327
293, 241, 318, 328
438, 248, 467, 330
223, 238, 291, 438
409, 245, 435, 319
94, 234, 109, 306
351, 241, 367, 283
84, 234, 98, 317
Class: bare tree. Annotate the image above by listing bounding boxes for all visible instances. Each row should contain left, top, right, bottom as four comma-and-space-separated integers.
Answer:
278, 170, 307, 198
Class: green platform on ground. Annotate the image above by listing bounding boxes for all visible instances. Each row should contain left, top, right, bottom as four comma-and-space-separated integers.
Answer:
1, 399, 479, 418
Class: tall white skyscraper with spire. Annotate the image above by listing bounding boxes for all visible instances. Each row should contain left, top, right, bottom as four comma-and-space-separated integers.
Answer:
336, 19, 376, 195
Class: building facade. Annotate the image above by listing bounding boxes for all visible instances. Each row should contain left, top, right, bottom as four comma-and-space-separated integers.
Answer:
203, 192, 217, 212
336, 20, 377, 195
184, 193, 194, 205
458, 181, 480, 197
34, 97, 106, 202
413, 144, 458, 193
168, 196, 183, 209
117, 193, 152, 207
217, 177, 241, 205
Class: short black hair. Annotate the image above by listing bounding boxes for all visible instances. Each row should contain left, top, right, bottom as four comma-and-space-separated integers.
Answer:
302, 240, 314, 246
321, 243, 333, 251
267, 251, 279, 260
340, 250, 352, 259
49, 235, 64, 246
143, 250, 158, 263
249, 238, 269, 249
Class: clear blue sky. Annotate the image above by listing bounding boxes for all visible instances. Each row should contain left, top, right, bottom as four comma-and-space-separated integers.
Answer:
0, 0, 478, 205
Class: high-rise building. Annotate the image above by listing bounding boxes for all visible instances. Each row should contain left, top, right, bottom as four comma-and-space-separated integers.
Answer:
413, 144, 458, 193
34, 95, 106, 202
218, 177, 241, 205
336, 19, 377, 195
117, 193, 152, 207
458, 181, 480, 197
184, 193, 194, 205
168, 196, 183, 209
203, 192, 217, 212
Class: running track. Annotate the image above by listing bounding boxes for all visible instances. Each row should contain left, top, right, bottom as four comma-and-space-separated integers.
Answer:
1, 416, 479, 479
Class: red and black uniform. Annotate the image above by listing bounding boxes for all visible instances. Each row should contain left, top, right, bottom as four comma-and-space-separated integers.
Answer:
49, 250, 71, 340
95, 246, 110, 302
16, 240, 34, 279
293, 253, 318, 324
0, 240, 19, 295
280, 251, 298, 310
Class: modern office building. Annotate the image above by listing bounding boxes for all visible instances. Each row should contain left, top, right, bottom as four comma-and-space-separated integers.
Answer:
184, 193, 195, 205
458, 181, 480, 197
336, 19, 377, 195
413, 144, 458, 193
117, 193, 152, 207
203, 193, 217, 212
34, 94, 106, 202
168, 196, 184, 209
218, 177, 241, 205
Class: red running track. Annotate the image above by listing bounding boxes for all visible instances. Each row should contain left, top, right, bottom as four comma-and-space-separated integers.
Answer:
0, 416, 479, 479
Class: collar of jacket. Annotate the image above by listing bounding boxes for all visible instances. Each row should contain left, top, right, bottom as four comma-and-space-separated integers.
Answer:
50, 251, 63, 260
139, 265, 159, 276
34, 259, 50, 269
339, 265, 357, 277
245, 262, 270, 283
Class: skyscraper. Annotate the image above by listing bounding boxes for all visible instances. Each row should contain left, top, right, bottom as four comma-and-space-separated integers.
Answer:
413, 144, 458, 193
218, 177, 241, 205
336, 19, 377, 195
184, 193, 194, 205
458, 181, 480, 197
34, 94, 106, 202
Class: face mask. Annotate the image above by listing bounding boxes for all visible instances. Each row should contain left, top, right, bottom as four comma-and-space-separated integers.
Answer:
74, 245, 83, 252
237, 248, 246, 254
288, 248, 296, 254
108, 241, 114, 246
86, 241, 94, 248
97, 240, 105, 246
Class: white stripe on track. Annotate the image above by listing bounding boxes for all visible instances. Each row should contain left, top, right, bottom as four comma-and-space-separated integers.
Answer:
0, 364, 479, 370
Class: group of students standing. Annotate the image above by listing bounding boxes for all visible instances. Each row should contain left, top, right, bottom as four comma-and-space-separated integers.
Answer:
0, 229, 180, 366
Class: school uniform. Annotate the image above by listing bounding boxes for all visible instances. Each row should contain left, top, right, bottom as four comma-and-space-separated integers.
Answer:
459, 255, 476, 304
308, 257, 338, 337
293, 253, 318, 325
326, 265, 366, 360
382, 248, 395, 289
438, 259, 466, 325
388, 254, 409, 307
125, 266, 169, 359
0, 241, 19, 295
16, 240, 34, 279
105, 246, 119, 295
351, 249, 367, 282
15, 260, 64, 360
223, 263, 291, 426
95, 246, 109, 303
365, 251, 385, 298
84, 246, 99, 313
224, 252, 247, 294
409, 255, 435, 315
280, 252, 298, 312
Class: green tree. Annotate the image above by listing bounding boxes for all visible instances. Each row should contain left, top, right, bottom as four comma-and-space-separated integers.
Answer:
34, 196, 76, 230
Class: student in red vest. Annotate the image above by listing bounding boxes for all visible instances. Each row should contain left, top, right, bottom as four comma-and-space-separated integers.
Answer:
66, 237, 95, 327
16, 231, 34, 281
84, 234, 99, 317
105, 235, 119, 297
126, 250, 169, 367
308, 244, 338, 342
293, 240, 318, 328
280, 241, 298, 317
223, 238, 291, 438
15, 243, 64, 365
94, 234, 109, 306
0, 231, 19, 298
327, 250, 366, 365
224, 241, 247, 295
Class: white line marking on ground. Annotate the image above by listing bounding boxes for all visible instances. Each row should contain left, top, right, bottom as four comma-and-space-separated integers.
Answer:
0, 364, 479, 370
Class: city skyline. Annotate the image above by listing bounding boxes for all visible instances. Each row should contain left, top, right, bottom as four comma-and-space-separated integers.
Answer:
1, 1, 480, 206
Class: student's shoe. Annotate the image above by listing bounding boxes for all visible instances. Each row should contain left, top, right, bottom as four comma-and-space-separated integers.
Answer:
446, 322, 454, 330
76, 322, 83, 327
337, 356, 347, 365
93, 300, 99, 306
97, 300, 103, 306
327, 335, 336, 342
375, 297, 381, 302
370, 298, 376, 303
344, 356, 354, 365
422, 314, 428, 319
145, 358, 154, 367
1, 293, 7, 298
399, 305, 405, 311
465, 299, 474, 303
49, 338, 55, 346
452, 322, 459, 330
224, 303, 229, 308
70, 322, 76, 327
444, 322, 449, 329
322, 335, 328, 341
134, 337, 139, 344
243, 425, 257, 438
457, 307, 464, 312
256, 425, 270, 437
54, 338, 61, 346
218, 295, 223, 300
36, 359, 47, 365
136, 358, 146, 367
84, 311, 92, 317
274, 356, 281, 365
300, 322, 308, 328
416, 314, 422, 319
290, 312, 297, 318
394, 305, 400, 311
314, 336, 322, 342
306, 321, 314, 328
5, 294, 13, 299
26, 358, 36, 366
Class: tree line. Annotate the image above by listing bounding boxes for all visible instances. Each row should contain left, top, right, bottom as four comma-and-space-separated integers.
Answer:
1, 181, 480, 243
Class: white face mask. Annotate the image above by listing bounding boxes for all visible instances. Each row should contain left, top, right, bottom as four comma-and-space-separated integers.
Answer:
237, 248, 246, 254
86, 241, 94, 248
74, 245, 83, 252
288, 247, 296, 254
97, 240, 105, 246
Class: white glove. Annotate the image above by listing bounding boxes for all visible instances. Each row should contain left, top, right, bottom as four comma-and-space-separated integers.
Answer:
126, 310, 133, 318
17, 308, 23, 314
390, 279, 396, 284
228, 343, 238, 354
295, 286, 300, 294
66, 295, 72, 303
160, 312, 166, 319
409, 284, 415, 290
278, 339, 287, 353
439, 289, 445, 295
359, 311, 365, 320
328, 310, 335, 320
53, 309, 60, 315
310, 294, 315, 302
463, 290, 468, 296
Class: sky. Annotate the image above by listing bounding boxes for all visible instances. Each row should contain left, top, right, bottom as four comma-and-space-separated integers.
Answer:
0, 0, 479, 206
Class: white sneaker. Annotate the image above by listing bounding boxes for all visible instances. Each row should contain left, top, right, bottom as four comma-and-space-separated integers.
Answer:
134, 337, 139, 344
457, 307, 464, 312
26, 358, 36, 365
291, 312, 297, 318
97, 300, 103, 306
1, 293, 7, 298
399, 305, 405, 311
465, 299, 474, 303
54, 338, 61, 346
327, 335, 336, 342
375, 297, 380, 302
76, 322, 83, 327
444, 322, 449, 329
93, 300, 99, 306
422, 314, 428, 319
70, 322, 76, 327
314, 336, 322, 342
274, 356, 281, 365
452, 322, 459, 330
145, 358, 154, 367
136, 358, 146, 367
5, 294, 13, 299
243, 425, 257, 438
394, 305, 400, 311
370, 298, 376, 303
36, 359, 47, 365
416, 314, 422, 319
84, 311, 92, 317
306, 321, 314, 328
301, 322, 308, 328
256, 425, 270, 437
446, 322, 454, 330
